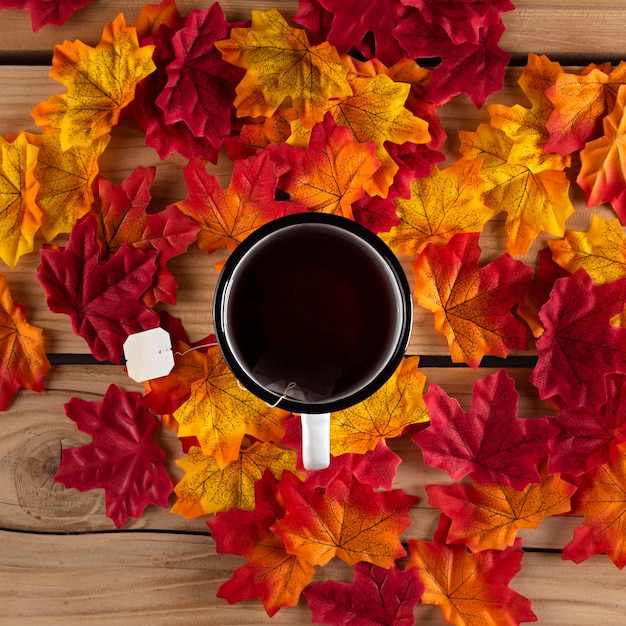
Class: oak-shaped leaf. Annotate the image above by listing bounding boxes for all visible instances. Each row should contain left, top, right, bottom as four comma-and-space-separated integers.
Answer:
175, 151, 305, 253
407, 515, 537, 626
36, 215, 160, 363
55, 384, 173, 528
0, 132, 41, 268
273, 469, 417, 568
427, 468, 575, 552
529, 268, 626, 412
563, 443, 626, 569
207, 470, 315, 616
414, 369, 554, 489
547, 374, 626, 476
412, 233, 534, 367
31, 13, 156, 149
0, 275, 50, 410
215, 8, 352, 127
304, 561, 425, 626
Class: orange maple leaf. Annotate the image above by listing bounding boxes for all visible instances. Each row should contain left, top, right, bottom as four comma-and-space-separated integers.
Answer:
31, 13, 156, 150
215, 9, 352, 128
171, 442, 298, 518
0, 275, 50, 410
329, 356, 428, 456
0, 132, 41, 268
132, 0, 185, 41
379, 158, 493, 256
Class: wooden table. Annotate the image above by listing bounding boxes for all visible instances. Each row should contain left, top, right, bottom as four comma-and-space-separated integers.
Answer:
1, 1, 625, 624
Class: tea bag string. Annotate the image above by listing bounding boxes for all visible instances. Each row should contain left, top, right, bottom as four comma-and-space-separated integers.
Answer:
237, 379, 297, 408
159, 342, 218, 357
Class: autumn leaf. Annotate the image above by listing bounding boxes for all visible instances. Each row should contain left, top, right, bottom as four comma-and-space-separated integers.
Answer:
414, 369, 554, 489
0, 275, 50, 411
545, 62, 626, 155
530, 269, 626, 412
175, 152, 305, 254
547, 374, 626, 476
351, 193, 402, 235
304, 562, 425, 626
171, 442, 298, 518
55, 384, 173, 528
171, 346, 290, 468
412, 233, 534, 368
427, 469, 575, 552
266, 113, 380, 219
459, 123, 574, 256
132, 0, 185, 41
0, 132, 41, 268
273, 469, 417, 568
563, 443, 626, 569
31, 13, 156, 149
408, 515, 536, 626
36, 215, 160, 363
207, 471, 315, 616
2, 0, 91, 31
215, 8, 352, 127
379, 157, 493, 256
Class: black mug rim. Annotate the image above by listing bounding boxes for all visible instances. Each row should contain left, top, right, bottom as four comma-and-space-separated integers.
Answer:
213, 212, 413, 413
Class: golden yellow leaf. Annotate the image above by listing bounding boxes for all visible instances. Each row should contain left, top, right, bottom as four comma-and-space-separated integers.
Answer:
215, 9, 352, 128
31, 13, 155, 150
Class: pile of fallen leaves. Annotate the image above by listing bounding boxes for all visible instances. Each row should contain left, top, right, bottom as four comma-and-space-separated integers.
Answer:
3, 0, 626, 624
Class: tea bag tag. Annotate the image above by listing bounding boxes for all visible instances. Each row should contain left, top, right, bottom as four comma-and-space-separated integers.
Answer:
123, 327, 175, 383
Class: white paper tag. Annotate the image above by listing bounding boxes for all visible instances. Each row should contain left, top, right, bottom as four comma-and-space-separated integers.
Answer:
123, 327, 175, 383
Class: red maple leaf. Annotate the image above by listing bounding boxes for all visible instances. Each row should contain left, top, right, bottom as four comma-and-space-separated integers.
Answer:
304, 561, 425, 626
548, 374, 626, 476
54, 384, 173, 528
36, 215, 160, 362
530, 268, 626, 412
207, 471, 315, 616
90, 166, 200, 307
413, 369, 554, 489
0, 0, 90, 31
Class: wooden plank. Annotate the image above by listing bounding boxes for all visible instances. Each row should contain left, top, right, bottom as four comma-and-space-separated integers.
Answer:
1, 529, 625, 625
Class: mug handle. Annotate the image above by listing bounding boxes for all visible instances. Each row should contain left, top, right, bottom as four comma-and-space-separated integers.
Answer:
301, 413, 331, 470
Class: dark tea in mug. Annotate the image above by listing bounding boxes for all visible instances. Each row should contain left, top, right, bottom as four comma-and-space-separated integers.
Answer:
214, 213, 412, 414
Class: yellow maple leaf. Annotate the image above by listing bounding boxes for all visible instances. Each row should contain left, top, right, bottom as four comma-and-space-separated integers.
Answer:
31, 13, 155, 150
330, 357, 428, 456
171, 442, 298, 518
379, 158, 493, 256
0, 133, 41, 268
215, 9, 352, 128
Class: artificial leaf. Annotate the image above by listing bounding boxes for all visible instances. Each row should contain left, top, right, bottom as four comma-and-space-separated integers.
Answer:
577, 84, 626, 219
414, 369, 553, 489
155, 5, 245, 150
408, 515, 537, 626
54, 384, 173, 528
304, 561, 425, 626
267, 112, 380, 219
529, 269, 626, 412
351, 193, 402, 235
175, 152, 305, 253
215, 8, 352, 127
171, 442, 297, 518
0, 275, 50, 410
412, 233, 534, 368
563, 443, 626, 569
549, 215, 626, 284
90, 166, 200, 306
488, 53, 570, 172
10, 0, 90, 31
36, 215, 160, 363
31, 13, 156, 149
207, 471, 315, 616
171, 346, 290, 468
328, 356, 428, 455
132, 0, 185, 41
459, 123, 574, 256
273, 469, 417, 568
545, 62, 626, 156
0, 132, 41, 268
547, 374, 626, 476
379, 158, 493, 256
427, 469, 575, 552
